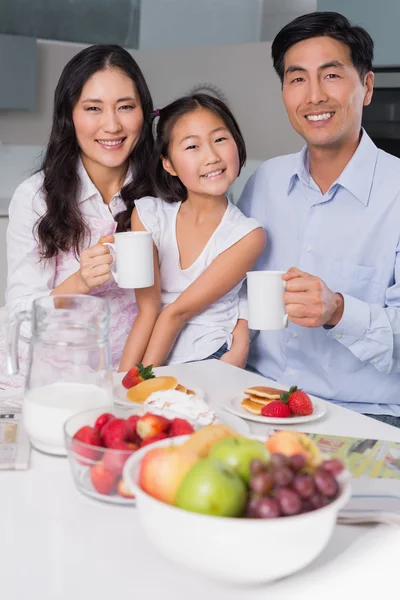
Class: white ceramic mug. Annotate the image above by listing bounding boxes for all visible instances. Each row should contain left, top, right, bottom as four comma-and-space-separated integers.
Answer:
103, 231, 154, 289
246, 270, 288, 330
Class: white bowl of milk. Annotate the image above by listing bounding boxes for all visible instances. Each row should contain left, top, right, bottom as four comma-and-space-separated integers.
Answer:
23, 381, 113, 456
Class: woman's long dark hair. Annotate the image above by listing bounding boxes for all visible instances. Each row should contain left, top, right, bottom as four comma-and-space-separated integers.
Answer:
36, 44, 154, 260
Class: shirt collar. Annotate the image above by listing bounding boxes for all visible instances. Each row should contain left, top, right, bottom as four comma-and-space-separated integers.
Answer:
287, 129, 379, 206
77, 157, 132, 206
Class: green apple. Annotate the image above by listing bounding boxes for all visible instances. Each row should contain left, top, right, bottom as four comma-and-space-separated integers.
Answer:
176, 458, 247, 517
209, 437, 269, 484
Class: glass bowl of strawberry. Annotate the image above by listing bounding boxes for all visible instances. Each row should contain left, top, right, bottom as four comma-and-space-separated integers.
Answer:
64, 406, 196, 505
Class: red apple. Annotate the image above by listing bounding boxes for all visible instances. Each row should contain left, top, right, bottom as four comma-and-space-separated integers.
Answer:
139, 446, 198, 505
137, 413, 170, 440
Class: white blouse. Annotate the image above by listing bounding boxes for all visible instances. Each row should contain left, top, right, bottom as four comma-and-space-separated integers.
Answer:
135, 196, 262, 364
6, 161, 128, 317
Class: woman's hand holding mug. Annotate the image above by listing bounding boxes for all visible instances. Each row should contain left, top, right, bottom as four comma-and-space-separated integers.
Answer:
77, 235, 114, 293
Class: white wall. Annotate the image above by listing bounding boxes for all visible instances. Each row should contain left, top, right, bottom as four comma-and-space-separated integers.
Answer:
318, 0, 400, 66
0, 39, 303, 160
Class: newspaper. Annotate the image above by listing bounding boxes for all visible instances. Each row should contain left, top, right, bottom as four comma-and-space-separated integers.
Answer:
308, 432, 400, 525
0, 406, 31, 470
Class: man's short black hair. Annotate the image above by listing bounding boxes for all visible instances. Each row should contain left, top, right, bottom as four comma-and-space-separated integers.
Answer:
271, 11, 374, 84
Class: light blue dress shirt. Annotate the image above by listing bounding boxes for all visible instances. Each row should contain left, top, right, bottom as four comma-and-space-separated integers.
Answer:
239, 131, 400, 416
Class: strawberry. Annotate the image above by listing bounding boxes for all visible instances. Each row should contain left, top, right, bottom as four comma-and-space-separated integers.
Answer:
261, 401, 291, 418
90, 462, 117, 495
72, 426, 103, 464
281, 386, 313, 416
136, 413, 170, 440
122, 364, 155, 389
116, 478, 135, 499
127, 414, 140, 434
94, 413, 115, 433
140, 432, 169, 447
101, 418, 136, 448
103, 440, 138, 475
169, 418, 195, 437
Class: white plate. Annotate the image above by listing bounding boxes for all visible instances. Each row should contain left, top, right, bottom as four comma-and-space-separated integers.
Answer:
112, 373, 249, 436
113, 373, 206, 407
223, 395, 327, 425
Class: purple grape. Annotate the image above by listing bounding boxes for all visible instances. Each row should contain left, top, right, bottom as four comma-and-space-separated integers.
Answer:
270, 453, 289, 469
289, 453, 307, 472
322, 459, 344, 476
309, 492, 329, 510
245, 496, 261, 518
301, 499, 314, 513
250, 472, 274, 495
273, 466, 294, 487
255, 497, 281, 519
292, 474, 316, 499
249, 458, 268, 475
314, 468, 339, 498
275, 488, 302, 516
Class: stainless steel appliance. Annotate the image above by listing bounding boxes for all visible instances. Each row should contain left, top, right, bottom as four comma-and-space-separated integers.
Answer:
362, 68, 400, 158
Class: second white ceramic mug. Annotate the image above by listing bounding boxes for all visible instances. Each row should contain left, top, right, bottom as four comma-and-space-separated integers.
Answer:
104, 231, 154, 289
246, 270, 288, 330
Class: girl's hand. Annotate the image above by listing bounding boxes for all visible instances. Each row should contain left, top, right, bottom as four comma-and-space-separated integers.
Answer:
219, 346, 248, 369
77, 235, 114, 292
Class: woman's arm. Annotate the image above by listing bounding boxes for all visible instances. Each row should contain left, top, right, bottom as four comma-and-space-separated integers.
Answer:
142, 227, 266, 366
118, 209, 161, 371
6, 180, 117, 317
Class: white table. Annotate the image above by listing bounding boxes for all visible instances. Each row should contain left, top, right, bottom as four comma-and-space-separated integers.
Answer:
1, 360, 400, 600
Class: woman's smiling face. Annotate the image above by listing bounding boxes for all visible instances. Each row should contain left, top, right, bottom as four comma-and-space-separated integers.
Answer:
72, 67, 144, 172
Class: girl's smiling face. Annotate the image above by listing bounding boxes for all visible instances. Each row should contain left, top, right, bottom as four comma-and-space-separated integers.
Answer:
162, 108, 240, 200
72, 67, 144, 172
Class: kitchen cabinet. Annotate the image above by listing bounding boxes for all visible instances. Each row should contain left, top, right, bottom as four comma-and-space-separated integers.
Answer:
0, 34, 37, 110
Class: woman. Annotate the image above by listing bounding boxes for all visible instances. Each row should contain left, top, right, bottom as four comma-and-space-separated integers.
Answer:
2, 44, 154, 386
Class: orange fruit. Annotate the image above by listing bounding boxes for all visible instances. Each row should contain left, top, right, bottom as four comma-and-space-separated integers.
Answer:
126, 376, 178, 404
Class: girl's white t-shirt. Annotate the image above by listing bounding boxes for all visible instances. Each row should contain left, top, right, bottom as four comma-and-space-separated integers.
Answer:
135, 196, 262, 364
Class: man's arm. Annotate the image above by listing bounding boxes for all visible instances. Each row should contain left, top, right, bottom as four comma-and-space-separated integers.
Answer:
283, 243, 400, 373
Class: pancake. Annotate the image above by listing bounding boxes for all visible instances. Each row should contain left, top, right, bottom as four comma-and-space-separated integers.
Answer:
176, 383, 187, 393
126, 376, 178, 404
241, 398, 263, 415
243, 386, 284, 400
246, 394, 274, 406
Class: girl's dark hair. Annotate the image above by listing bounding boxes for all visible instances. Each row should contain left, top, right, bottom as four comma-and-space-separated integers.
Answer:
37, 44, 154, 259
271, 12, 374, 84
152, 94, 246, 203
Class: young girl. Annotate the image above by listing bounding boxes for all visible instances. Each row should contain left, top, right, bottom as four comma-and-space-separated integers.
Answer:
119, 94, 266, 370
1, 45, 154, 387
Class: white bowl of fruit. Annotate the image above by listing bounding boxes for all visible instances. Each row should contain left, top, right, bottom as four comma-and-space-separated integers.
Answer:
64, 406, 196, 505
123, 427, 351, 584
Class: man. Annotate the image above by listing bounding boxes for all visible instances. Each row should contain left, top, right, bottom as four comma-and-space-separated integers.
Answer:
239, 12, 400, 426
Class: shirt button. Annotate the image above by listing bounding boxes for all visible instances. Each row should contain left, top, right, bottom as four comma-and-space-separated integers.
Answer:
315, 203, 322, 210
307, 245, 312, 253
371, 358, 378, 365
335, 333, 343, 340
288, 369, 296, 376
292, 332, 299, 338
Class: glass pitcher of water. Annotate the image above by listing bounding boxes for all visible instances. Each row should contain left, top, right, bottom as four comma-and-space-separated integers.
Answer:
6, 295, 113, 455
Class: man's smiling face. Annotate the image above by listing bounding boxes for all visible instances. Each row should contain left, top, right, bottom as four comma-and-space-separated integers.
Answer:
281, 36, 374, 150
